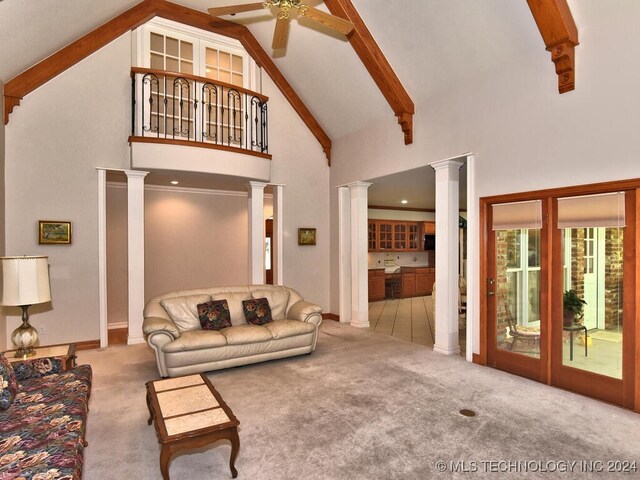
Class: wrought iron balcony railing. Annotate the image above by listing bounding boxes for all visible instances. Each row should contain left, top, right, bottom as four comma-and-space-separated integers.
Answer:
131, 67, 268, 155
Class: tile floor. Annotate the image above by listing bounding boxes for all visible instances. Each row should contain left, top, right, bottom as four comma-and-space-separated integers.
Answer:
368, 295, 467, 355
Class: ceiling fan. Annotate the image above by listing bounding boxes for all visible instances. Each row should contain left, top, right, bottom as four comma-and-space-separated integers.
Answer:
208, 1, 355, 50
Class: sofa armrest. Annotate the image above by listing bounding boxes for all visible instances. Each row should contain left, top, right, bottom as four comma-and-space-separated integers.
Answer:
287, 300, 323, 327
143, 316, 181, 339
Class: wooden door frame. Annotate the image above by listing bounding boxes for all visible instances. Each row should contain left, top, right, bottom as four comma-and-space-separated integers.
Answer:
477, 178, 640, 412
483, 196, 550, 383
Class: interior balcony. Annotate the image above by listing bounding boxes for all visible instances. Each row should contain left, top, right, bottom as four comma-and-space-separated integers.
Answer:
129, 67, 271, 182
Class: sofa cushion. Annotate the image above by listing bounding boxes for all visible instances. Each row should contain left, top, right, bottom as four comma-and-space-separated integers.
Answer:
161, 294, 211, 332
252, 288, 290, 320
212, 291, 252, 326
242, 297, 273, 326
163, 329, 228, 352
0, 353, 18, 410
220, 324, 273, 345
198, 300, 232, 331
264, 319, 316, 340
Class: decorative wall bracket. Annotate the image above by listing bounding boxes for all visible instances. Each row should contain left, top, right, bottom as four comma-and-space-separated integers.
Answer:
527, 0, 579, 94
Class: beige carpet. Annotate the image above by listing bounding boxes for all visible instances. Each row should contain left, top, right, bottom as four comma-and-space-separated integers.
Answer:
80, 321, 640, 479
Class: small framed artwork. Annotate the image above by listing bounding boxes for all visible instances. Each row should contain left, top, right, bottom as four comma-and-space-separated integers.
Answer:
39, 221, 72, 245
298, 228, 316, 246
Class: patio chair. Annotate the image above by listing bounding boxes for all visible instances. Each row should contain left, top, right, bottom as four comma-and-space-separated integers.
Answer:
503, 298, 540, 353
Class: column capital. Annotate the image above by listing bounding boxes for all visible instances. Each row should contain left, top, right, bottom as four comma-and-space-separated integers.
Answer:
244, 181, 268, 192
346, 181, 372, 191
430, 159, 464, 171
124, 169, 149, 179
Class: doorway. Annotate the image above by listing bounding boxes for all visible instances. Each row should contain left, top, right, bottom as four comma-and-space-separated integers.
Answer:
265, 218, 273, 284
482, 185, 637, 409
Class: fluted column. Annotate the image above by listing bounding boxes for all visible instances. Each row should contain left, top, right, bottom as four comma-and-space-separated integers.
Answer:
432, 159, 463, 355
348, 181, 372, 328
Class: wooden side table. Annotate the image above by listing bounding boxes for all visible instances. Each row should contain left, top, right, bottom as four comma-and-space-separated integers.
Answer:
6, 344, 77, 370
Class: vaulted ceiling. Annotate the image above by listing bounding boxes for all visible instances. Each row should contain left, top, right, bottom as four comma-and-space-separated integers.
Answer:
0, 0, 578, 144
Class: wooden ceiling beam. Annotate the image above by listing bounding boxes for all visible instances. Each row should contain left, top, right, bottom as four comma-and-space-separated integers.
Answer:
3, 0, 332, 163
324, 0, 414, 144
527, 0, 579, 94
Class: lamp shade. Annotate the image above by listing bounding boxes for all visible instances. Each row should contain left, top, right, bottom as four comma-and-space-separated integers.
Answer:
0, 256, 51, 306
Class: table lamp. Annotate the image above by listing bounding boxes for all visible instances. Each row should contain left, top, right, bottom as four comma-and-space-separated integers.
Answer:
0, 256, 52, 357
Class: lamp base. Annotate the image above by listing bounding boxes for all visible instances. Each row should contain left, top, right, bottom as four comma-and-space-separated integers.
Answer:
11, 312, 39, 358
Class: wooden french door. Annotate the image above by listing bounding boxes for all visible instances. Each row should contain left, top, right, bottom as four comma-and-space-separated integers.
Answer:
486, 198, 549, 383
550, 190, 636, 408
483, 184, 638, 410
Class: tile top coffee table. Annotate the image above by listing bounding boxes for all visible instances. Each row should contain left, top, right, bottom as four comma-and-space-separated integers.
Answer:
146, 373, 240, 479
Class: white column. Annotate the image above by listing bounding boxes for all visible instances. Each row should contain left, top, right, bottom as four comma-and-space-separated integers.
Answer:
348, 181, 371, 328
432, 159, 464, 355
272, 184, 285, 286
337, 186, 352, 323
245, 181, 267, 284
125, 170, 149, 345
97, 169, 108, 348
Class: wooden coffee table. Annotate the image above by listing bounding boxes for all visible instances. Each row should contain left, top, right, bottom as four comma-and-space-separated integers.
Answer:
145, 374, 240, 479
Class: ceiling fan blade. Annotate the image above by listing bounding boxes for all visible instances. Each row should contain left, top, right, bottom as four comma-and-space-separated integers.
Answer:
208, 2, 266, 17
301, 6, 354, 36
272, 15, 290, 49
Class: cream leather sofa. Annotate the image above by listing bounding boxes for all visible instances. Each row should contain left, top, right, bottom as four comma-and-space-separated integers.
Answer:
142, 285, 323, 377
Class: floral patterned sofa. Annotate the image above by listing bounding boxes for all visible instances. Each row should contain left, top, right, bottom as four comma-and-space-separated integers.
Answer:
0, 352, 92, 480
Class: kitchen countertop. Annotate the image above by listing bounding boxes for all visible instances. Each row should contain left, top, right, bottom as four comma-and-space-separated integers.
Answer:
369, 264, 433, 274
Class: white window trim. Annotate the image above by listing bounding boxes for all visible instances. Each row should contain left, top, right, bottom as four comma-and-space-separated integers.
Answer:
132, 17, 260, 93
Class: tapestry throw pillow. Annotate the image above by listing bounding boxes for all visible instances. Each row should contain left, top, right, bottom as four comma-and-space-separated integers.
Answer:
198, 299, 233, 331
242, 297, 274, 326
0, 353, 19, 410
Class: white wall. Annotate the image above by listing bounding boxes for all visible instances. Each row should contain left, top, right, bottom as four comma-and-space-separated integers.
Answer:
263, 73, 331, 309
329, 3, 640, 351
106, 183, 128, 326
4, 34, 132, 345
143, 186, 250, 300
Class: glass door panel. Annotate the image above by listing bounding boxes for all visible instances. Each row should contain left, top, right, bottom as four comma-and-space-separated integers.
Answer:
495, 229, 541, 358
561, 227, 623, 379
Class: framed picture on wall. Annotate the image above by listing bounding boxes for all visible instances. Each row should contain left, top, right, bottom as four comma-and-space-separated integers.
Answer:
39, 221, 72, 245
298, 228, 316, 246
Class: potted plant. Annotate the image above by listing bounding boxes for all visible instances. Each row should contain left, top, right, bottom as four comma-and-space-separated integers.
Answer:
563, 289, 587, 327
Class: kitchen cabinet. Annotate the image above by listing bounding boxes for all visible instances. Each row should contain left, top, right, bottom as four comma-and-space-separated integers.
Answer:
401, 268, 417, 298
368, 219, 423, 252
408, 223, 420, 250
423, 222, 436, 235
378, 221, 393, 250
393, 223, 407, 250
367, 221, 377, 251
368, 268, 385, 301
416, 267, 435, 295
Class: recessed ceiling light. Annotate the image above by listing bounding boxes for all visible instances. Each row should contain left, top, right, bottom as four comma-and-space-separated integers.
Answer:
170, 180, 179, 185
401, 200, 408, 204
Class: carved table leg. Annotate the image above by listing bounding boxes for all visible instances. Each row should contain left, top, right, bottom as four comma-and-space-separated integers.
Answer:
229, 426, 240, 478
146, 390, 154, 425
160, 444, 172, 480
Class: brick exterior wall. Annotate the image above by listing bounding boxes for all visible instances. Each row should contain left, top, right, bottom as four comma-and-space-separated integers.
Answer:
604, 228, 624, 330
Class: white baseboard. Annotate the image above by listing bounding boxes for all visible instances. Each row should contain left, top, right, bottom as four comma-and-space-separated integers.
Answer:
108, 322, 128, 330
